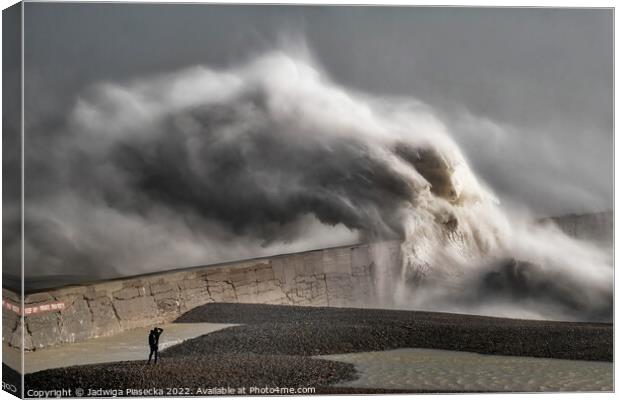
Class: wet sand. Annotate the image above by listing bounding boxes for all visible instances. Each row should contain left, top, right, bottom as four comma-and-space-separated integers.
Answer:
25, 303, 613, 394
21, 322, 235, 373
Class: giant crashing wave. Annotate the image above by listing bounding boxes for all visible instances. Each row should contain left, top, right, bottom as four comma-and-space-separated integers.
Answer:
21, 50, 612, 322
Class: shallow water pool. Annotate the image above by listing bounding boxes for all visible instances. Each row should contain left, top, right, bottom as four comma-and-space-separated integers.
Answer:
317, 348, 612, 392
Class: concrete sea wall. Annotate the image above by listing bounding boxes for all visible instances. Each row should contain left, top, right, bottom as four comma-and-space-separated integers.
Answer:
2, 211, 611, 351
3, 242, 401, 350
547, 211, 613, 247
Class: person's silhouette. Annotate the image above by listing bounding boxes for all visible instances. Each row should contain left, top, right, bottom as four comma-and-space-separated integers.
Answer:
147, 327, 164, 364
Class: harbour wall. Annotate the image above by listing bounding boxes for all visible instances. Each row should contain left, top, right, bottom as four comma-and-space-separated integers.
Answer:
3, 242, 401, 350
2, 210, 612, 351
547, 211, 613, 246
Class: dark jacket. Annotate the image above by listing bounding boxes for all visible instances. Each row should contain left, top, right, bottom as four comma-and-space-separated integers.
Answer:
148, 328, 163, 348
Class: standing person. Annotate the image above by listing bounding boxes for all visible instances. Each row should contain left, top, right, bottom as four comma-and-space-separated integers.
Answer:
147, 327, 164, 364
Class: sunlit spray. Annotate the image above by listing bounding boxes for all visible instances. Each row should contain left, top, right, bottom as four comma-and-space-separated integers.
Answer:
25, 46, 611, 322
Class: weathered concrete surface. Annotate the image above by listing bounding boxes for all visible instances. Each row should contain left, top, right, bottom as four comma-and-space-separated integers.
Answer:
2, 288, 22, 352
546, 210, 613, 247
3, 211, 611, 351
4, 243, 388, 350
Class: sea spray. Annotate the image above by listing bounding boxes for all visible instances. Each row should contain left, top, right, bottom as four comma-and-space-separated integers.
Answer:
19, 48, 612, 321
